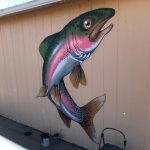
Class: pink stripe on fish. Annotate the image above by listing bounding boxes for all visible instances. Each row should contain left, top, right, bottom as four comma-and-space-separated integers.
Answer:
60, 91, 75, 112
48, 46, 68, 85
67, 34, 95, 56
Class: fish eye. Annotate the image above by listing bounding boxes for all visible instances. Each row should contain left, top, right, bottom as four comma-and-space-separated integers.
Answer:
82, 18, 92, 30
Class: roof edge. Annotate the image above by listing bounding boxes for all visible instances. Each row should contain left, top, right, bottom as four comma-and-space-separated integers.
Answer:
0, 0, 65, 17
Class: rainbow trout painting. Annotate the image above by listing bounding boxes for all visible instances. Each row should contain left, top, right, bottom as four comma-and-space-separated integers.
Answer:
38, 8, 115, 143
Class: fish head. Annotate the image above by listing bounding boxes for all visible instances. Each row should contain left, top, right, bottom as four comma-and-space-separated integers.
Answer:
64, 8, 115, 60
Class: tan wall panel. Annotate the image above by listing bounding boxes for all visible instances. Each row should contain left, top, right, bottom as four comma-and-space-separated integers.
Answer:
117, 0, 150, 149
0, 0, 150, 150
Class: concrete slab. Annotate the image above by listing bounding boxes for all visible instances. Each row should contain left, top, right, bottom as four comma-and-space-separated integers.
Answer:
0, 115, 85, 150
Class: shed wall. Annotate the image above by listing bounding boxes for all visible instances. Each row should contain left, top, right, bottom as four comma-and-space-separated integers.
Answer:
0, 0, 150, 149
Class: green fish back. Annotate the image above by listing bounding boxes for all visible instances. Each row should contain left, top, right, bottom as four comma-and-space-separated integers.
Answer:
39, 32, 58, 60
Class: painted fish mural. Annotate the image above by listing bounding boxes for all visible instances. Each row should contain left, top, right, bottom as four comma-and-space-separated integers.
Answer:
38, 8, 115, 143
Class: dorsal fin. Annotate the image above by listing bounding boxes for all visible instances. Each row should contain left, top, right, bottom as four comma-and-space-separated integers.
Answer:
39, 32, 58, 60
37, 85, 48, 97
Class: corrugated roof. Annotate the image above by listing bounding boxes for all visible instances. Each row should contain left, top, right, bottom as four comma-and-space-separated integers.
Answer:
0, 0, 67, 17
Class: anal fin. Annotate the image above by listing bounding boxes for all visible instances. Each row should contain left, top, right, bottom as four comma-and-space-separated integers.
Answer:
57, 109, 71, 128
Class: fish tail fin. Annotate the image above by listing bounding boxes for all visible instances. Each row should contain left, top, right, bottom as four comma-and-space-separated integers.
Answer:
80, 94, 106, 144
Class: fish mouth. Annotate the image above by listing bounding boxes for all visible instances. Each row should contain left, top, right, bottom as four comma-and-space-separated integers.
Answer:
89, 20, 113, 42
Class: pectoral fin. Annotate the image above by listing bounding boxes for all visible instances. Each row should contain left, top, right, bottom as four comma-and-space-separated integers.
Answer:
50, 85, 60, 106
37, 85, 48, 97
80, 66, 87, 86
57, 109, 71, 128
69, 64, 87, 88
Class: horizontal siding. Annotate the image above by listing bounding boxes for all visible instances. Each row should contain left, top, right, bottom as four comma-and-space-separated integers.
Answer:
0, 0, 149, 149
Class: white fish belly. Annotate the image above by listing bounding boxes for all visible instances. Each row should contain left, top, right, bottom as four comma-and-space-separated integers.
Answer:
51, 54, 78, 86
